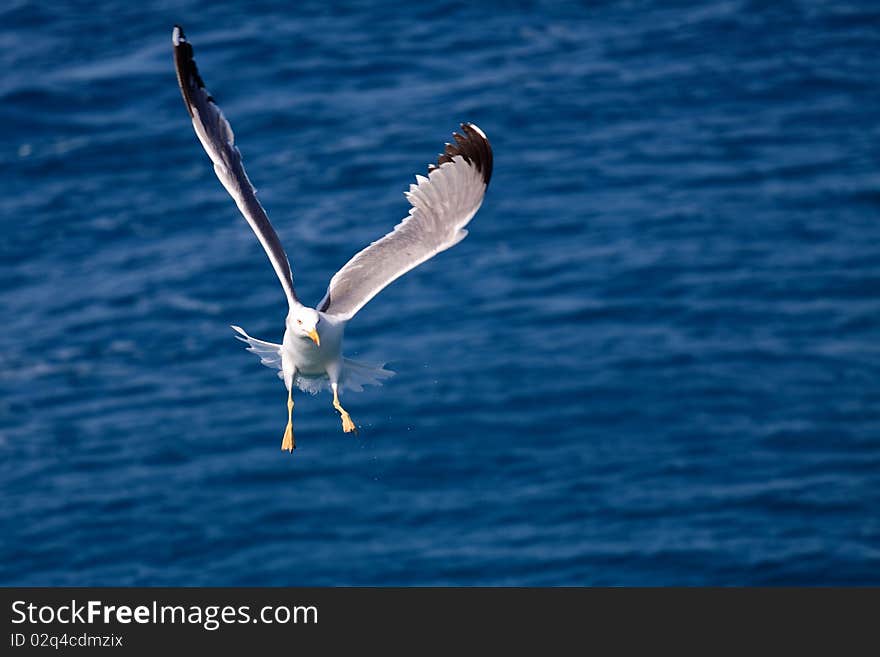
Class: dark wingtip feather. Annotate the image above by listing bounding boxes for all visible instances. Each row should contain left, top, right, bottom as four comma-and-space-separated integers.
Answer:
431, 123, 493, 186
172, 24, 210, 117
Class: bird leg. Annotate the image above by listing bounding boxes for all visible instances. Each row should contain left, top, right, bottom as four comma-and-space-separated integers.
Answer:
281, 387, 295, 452
332, 385, 357, 434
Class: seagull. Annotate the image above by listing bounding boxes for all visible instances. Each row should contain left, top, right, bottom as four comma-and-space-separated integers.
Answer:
172, 25, 493, 452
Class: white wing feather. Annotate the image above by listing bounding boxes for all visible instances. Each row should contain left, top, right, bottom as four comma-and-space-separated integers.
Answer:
318, 124, 492, 320
173, 26, 299, 308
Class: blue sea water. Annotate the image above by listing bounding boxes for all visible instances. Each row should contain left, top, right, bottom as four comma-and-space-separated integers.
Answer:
1, 0, 879, 586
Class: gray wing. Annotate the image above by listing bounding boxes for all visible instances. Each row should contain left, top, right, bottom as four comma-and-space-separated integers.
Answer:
172, 25, 298, 307
318, 123, 492, 320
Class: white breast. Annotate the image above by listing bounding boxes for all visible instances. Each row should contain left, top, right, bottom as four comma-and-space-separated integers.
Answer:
282, 312, 345, 376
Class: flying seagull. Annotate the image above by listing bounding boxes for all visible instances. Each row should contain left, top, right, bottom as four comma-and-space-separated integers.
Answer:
172, 25, 493, 452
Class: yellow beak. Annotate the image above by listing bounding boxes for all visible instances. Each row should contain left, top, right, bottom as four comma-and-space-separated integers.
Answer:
308, 328, 320, 347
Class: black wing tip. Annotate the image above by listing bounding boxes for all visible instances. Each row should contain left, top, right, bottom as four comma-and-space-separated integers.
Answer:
432, 122, 493, 186
172, 24, 210, 116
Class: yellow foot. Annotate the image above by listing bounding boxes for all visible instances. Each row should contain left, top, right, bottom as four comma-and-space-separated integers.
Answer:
332, 385, 358, 434
339, 410, 357, 434
281, 388, 295, 452
281, 421, 295, 452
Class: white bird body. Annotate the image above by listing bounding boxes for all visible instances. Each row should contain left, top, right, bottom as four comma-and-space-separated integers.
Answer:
173, 25, 492, 451
282, 314, 341, 378
281, 310, 344, 384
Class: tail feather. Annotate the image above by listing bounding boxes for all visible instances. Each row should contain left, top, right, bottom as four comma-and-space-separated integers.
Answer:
342, 358, 394, 392
231, 325, 282, 370
230, 325, 394, 393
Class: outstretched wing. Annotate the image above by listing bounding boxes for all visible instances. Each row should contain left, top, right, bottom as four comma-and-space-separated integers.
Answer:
172, 25, 298, 307
318, 123, 492, 320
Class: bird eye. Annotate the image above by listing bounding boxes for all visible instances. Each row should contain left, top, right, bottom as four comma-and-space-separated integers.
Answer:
296, 319, 302, 325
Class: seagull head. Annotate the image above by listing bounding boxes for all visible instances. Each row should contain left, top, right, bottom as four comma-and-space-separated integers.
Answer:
290, 307, 321, 346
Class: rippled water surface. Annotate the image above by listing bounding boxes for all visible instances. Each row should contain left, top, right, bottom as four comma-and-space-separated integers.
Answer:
2, 1, 879, 585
